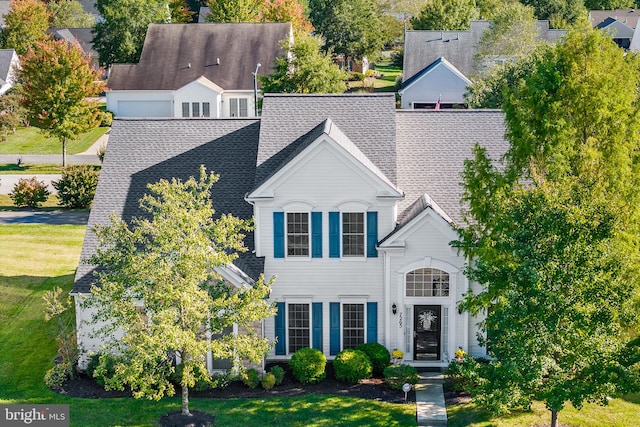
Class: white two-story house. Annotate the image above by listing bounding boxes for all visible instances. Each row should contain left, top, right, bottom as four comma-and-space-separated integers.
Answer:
73, 94, 507, 370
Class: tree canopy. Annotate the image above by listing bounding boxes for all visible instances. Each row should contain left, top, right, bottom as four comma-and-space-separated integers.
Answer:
410, 0, 478, 31
85, 167, 276, 415
93, 0, 170, 65
0, 0, 49, 55
259, 33, 347, 94
309, 0, 385, 60
205, 0, 262, 22
48, 0, 96, 28
520, 0, 585, 28
18, 39, 104, 167
456, 27, 640, 427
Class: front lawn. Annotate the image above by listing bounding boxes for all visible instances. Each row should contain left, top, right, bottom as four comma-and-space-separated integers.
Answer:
0, 126, 108, 154
0, 224, 416, 426
2, 223, 638, 426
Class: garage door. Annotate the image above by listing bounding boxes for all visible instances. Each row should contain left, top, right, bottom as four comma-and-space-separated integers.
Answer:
117, 101, 172, 117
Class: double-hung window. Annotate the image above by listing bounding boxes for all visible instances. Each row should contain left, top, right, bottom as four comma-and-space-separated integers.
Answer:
287, 213, 309, 257
342, 303, 365, 349
342, 213, 365, 256
192, 102, 200, 117
288, 303, 310, 353
181, 102, 189, 118
202, 102, 210, 117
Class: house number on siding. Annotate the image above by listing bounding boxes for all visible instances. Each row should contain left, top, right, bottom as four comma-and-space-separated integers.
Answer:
398, 313, 403, 328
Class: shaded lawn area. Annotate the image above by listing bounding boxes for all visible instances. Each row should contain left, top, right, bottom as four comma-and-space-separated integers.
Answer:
0, 126, 108, 154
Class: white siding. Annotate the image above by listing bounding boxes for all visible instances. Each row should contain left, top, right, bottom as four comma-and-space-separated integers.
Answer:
173, 83, 221, 118
401, 64, 470, 109
106, 91, 173, 117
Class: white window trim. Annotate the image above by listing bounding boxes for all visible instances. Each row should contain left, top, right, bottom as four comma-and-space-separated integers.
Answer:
339, 297, 368, 351
284, 298, 313, 355
285, 211, 311, 259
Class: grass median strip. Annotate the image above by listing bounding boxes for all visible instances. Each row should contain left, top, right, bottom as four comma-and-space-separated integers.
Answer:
0, 126, 108, 155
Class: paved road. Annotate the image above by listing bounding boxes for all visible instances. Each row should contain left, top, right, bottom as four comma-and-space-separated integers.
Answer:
0, 210, 89, 225
0, 154, 101, 164
0, 174, 61, 194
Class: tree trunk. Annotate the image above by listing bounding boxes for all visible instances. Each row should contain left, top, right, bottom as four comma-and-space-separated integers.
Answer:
181, 351, 190, 416
551, 410, 558, 427
62, 137, 67, 168
181, 381, 190, 416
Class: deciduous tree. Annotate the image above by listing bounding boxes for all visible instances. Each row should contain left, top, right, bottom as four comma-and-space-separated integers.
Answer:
309, 0, 385, 61
410, 0, 478, 30
48, 0, 96, 28
0, 0, 49, 55
93, 0, 170, 65
205, 0, 262, 22
259, 33, 346, 94
456, 27, 640, 427
261, 0, 313, 33
18, 39, 104, 166
520, 0, 584, 28
84, 167, 276, 416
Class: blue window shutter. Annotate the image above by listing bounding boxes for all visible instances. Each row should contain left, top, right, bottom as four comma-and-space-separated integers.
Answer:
329, 302, 340, 355
312, 302, 323, 351
366, 211, 378, 258
329, 212, 340, 258
311, 212, 322, 258
273, 211, 284, 258
275, 302, 286, 355
367, 302, 378, 343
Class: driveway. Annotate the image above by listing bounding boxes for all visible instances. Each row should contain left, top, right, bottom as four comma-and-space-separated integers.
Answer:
0, 210, 89, 225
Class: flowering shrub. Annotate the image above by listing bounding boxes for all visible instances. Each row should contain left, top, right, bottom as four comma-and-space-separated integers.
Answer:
10, 177, 49, 207
391, 348, 404, 364
445, 348, 481, 392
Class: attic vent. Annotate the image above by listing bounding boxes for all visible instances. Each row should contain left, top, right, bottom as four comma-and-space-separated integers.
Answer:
187, 63, 191, 68
217, 57, 220, 65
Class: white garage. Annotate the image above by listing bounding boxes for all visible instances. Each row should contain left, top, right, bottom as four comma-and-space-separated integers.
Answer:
116, 100, 173, 118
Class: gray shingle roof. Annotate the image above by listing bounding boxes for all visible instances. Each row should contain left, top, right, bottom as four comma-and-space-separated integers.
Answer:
0, 49, 16, 83
256, 93, 398, 187
107, 23, 291, 91
403, 20, 566, 79
48, 28, 97, 59
72, 118, 263, 294
590, 9, 640, 29
395, 109, 508, 225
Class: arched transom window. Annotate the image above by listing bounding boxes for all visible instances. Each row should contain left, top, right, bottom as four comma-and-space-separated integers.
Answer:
406, 268, 449, 297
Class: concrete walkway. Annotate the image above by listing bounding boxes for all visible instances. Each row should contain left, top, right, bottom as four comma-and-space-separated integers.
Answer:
416, 372, 448, 427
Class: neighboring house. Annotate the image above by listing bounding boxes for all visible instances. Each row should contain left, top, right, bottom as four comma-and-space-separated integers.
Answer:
401, 21, 566, 109
73, 93, 508, 371
398, 57, 471, 109
106, 23, 292, 119
590, 9, 640, 50
48, 28, 100, 70
0, 1, 10, 28
0, 49, 18, 95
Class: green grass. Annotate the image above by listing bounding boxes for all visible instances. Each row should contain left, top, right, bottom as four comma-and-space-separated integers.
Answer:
447, 393, 640, 427
347, 63, 402, 93
2, 224, 638, 426
0, 163, 101, 174
0, 126, 108, 154
0, 194, 66, 211
0, 224, 416, 426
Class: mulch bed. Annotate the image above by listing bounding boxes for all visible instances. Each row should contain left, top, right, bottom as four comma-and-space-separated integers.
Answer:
56, 362, 417, 404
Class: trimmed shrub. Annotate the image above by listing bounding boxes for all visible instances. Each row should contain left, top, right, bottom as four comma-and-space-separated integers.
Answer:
53, 165, 99, 208
10, 176, 49, 207
445, 349, 482, 392
261, 372, 276, 390
97, 110, 113, 127
269, 365, 285, 385
91, 353, 120, 387
383, 364, 419, 390
333, 349, 372, 383
356, 342, 390, 375
289, 347, 326, 384
44, 362, 73, 389
242, 368, 261, 389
